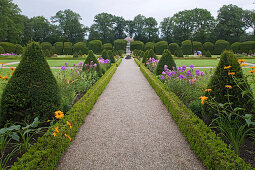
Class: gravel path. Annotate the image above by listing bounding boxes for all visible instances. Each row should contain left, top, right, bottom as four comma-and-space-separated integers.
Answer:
57, 58, 205, 169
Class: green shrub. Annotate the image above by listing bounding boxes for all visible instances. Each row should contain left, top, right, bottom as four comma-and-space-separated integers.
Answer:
73, 42, 87, 55
240, 41, 255, 54
114, 39, 126, 51
107, 50, 115, 63
73, 51, 78, 58
205, 50, 212, 57
144, 42, 154, 51
139, 51, 145, 60
142, 50, 149, 63
0, 42, 16, 53
41, 42, 52, 51
249, 49, 253, 56
147, 49, 157, 60
116, 50, 125, 56
192, 41, 203, 51
0, 46, 4, 54
102, 43, 113, 50
43, 49, 52, 57
130, 40, 144, 51
83, 50, 102, 76
203, 50, 254, 124
181, 40, 192, 55
101, 50, 108, 60
156, 49, 176, 75
0, 42, 61, 126
231, 42, 241, 54
54, 42, 63, 55
63, 42, 72, 55
88, 40, 102, 54
203, 42, 214, 53
168, 43, 179, 54
189, 100, 202, 118
174, 48, 184, 57
155, 41, 168, 55
214, 40, 230, 55
14, 44, 23, 55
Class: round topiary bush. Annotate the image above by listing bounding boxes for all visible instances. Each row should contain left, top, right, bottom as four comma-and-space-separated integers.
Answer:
130, 41, 144, 51
41, 42, 52, 51
0, 42, 61, 126
114, 39, 127, 51
88, 40, 102, 54
144, 42, 154, 51
214, 40, 230, 55
102, 43, 113, 51
54, 42, 63, 55
203, 42, 214, 53
0, 42, 16, 53
231, 42, 241, 54
181, 40, 192, 55
0, 46, 5, 54
101, 50, 109, 60
156, 49, 176, 75
82, 50, 102, 76
169, 43, 179, 54
63, 42, 73, 55
174, 48, 184, 57
155, 41, 168, 55
73, 42, 87, 55
203, 50, 254, 124
240, 41, 255, 54
14, 44, 23, 55
107, 50, 115, 63
192, 41, 203, 52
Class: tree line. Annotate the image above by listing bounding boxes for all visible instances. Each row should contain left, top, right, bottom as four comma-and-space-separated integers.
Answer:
1, 0, 255, 46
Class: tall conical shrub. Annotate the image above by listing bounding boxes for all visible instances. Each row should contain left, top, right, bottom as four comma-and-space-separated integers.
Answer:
156, 49, 176, 75
203, 50, 254, 124
142, 50, 149, 63
101, 49, 108, 60
107, 50, 115, 63
83, 50, 102, 76
147, 49, 157, 60
0, 42, 61, 126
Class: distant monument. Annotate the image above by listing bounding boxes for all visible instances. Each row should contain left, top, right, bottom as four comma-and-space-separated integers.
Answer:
124, 34, 133, 59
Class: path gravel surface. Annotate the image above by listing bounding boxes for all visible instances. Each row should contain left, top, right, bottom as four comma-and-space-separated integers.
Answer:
57, 58, 205, 169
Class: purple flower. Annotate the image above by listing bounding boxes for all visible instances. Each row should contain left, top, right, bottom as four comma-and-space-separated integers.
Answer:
93, 64, 97, 67
179, 74, 185, 79
195, 69, 200, 76
61, 66, 67, 70
186, 70, 192, 77
164, 65, 168, 70
65, 62, 68, 66
160, 75, 165, 80
84, 64, 88, 68
79, 62, 83, 66
182, 65, 186, 72
162, 71, 166, 75
171, 71, 176, 76
73, 64, 76, 67
201, 71, 205, 76
166, 71, 171, 77
178, 67, 182, 72
190, 64, 194, 69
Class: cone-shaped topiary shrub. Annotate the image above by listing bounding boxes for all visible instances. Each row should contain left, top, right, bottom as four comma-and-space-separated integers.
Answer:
156, 49, 176, 75
82, 50, 102, 76
205, 50, 212, 57
0, 42, 61, 126
139, 51, 145, 60
147, 49, 157, 60
142, 50, 149, 63
203, 50, 254, 124
101, 50, 109, 60
107, 50, 115, 63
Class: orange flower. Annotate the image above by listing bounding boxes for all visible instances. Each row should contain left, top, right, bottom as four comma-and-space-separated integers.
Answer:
10, 72, 13, 76
55, 111, 64, 119
238, 59, 245, 63
66, 79, 69, 84
64, 134, 72, 141
228, 72, 235, 75
241, 63, 247, 67
225, 85, 232, 89
66, 121, 72, 129
199, 96, 208, 104
55, 126, 59, 133
0, 75, 3, 79
249, 70, 255, 73
3, 76, 8, 81
205, 89, 212, 92
249, 66, 255, 69
0, 63, 6, 65
9, 67, 15, 71
53, 132, 57, 137
224, 65, 232, 69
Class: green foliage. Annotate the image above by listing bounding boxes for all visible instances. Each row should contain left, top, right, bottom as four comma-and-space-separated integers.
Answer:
102, 43, 112, 50
107, 50, 115, 63
156, 49, 176, 75
54, 42, 63, 55
0, 42, 61, 126
214, 40, 230, 55
73, 51, 78, 58
155, 41, 168, 55
189, 100, 202, 118
135, 59, 252, 169
88, 40, 102, 54
205, 50, 212, 57
174, 48, 184, 57
240, 41, 255, 54
231, 42, 241, 54
43, 49, 52, 58
142, 50, 149, 63
0, 46, 4, 54
10, 64, 118, 170
203, 50, 254, 124
114, 39, 126, 51
147, 49, 157, 60
181, 40, 192, 55
249, 49, 253, 56
203, 42, 214, 53
14, 44, 23, 55
0, 42, 16, 53
73, 42, 87, 55
101, 50, 108, 60
192, 41, 203, 51
63, 42, 73, 55
144, 42, 154, 51
168, 43, 179, 54
83, 50, 102, 76
40, 42, 52, 51
130, 41, 144, 51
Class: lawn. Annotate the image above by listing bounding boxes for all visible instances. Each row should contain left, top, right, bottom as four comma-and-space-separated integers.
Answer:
175, 59, 219, 67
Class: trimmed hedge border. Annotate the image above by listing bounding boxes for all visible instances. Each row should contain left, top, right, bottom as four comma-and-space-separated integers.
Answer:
115, 58, 122, 67
134, 58, 253, 169
10, 61, 121, 169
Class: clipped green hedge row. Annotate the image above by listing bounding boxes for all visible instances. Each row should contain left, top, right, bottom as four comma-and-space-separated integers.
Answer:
115, 58, 122, 67
10, 62, 121, 169
134, 58, 252, 169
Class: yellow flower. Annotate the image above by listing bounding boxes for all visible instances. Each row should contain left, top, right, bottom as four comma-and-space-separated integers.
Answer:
199, 96, 208, 104
228, 72, 235, 75
70, 126, 72, 129
241, 63, 247, 67
9, 67, 15, 71
55, 126, 59, 133
205, 89, 212, 92
10, 72, 13, 76
55, 111, 64, 119
249, 66, 255, 69
238, 59, 245, 63
249, 70, 255, 73
225, 85, 232, 89
224, 65, 232, 69
64, 134, 72, 141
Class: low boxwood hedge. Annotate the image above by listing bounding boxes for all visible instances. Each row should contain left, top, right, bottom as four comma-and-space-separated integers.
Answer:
10, 61, 121, 169
134, 58, 252, 169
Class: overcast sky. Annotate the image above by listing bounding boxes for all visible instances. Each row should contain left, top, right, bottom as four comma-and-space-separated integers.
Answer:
12, 0, 255, 27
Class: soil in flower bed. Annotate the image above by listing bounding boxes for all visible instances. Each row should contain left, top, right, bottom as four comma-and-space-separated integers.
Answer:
240, 139, 255, 167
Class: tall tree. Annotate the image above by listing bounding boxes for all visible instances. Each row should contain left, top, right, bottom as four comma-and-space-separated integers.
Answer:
144, 17, 159, 42
51, 9, 87, 43
160, 17, 174, 43
113, 16, 126, 40
133, 14, 146, 42
244, 10, 255, 36
125, 20, 135, 38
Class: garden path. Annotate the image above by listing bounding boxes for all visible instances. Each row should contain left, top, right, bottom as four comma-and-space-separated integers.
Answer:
57, 58, 205, 169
